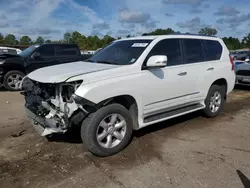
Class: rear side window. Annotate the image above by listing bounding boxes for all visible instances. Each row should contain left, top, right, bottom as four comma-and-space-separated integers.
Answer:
56, 45, 79, 56
183, 39, 204, 64
37, 45, 55, 57
203, 40, 222, 61
147, 39, 182, 66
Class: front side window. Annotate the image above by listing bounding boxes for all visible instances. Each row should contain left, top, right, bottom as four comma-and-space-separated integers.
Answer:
89, 39, 152, 65
183, 39, 204, 64
37, 45, 55, 57
146, 39, 182, 66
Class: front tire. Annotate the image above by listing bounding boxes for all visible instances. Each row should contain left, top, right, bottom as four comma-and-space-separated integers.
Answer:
202, 85, 226, 118
81, 103, 133, 157
3, 70, 25, 91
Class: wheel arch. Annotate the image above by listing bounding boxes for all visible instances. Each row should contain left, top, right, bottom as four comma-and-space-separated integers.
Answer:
210, 78, 228, 99
97, 95, 139, 130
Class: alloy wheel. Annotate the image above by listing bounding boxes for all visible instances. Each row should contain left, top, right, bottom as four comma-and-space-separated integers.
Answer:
96, 113, 127, 148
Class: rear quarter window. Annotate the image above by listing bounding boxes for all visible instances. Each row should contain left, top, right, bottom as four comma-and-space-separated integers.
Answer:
203, 40, 222, 61
56, 45, 79, 56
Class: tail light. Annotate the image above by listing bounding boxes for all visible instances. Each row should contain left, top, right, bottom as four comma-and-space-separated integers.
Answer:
229, 55, 234, 71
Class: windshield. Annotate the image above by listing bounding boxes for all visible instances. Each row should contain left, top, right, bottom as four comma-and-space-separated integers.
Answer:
89, 39, 152, 65
19, 45, 39, 57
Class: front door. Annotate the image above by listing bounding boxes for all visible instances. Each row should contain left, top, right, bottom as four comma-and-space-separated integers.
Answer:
141, 38, 202, 115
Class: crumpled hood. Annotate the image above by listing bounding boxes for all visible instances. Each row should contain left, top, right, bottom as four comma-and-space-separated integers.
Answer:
27, 61, 119, 83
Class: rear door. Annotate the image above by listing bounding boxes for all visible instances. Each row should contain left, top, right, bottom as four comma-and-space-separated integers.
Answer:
202, 39, 225, 91
180, 38, 211, 101
56, 44, 81, 64
26, 44, 58, 73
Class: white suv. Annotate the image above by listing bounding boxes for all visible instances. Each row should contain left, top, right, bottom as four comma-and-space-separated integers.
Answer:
22, 34, 235, 156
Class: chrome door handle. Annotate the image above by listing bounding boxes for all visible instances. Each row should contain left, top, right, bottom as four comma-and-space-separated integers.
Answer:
178, 72, 187, 76
207, 67, 214, 71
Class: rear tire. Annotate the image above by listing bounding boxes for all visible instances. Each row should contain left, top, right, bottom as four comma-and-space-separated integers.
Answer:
3, 70, 25, 91
202, 85, 226, 118
81, 103, 133, 157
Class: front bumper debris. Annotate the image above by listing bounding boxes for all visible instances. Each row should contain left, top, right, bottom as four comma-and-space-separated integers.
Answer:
25, 107, 66, 136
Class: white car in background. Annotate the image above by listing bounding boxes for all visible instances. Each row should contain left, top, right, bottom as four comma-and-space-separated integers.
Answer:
0, 46, 22, 55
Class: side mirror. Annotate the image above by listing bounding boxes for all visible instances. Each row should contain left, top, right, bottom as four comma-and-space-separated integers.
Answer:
146, 55, 167, 68
31, 52, 40, 59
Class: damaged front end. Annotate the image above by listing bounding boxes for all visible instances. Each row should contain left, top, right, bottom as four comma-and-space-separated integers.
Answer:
22, 77, 92, 136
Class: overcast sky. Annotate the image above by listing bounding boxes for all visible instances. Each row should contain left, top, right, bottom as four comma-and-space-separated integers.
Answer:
0, 0, 249, 40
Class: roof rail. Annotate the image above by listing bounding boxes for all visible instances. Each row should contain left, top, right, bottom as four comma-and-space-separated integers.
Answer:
170, 33, 217, 37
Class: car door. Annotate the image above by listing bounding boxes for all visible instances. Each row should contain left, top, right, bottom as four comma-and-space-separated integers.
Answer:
201, 39, 225, 91
141, 38, 201, 115
56, 44, 81, 64
181, 38, 216, 99
26, 44, 58, 73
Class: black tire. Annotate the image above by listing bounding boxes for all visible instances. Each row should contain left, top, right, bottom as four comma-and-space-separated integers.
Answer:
81, 103, 133, 157
202, 85, 226, 118
3, 70, 25, 91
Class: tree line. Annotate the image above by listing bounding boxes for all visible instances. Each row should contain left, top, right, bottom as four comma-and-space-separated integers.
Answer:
0, 27, 249, 50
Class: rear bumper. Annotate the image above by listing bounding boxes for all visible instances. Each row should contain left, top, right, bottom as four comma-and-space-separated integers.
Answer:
235, 75, 250, 85
0, 73, 3, 86
24, 107, 66, 136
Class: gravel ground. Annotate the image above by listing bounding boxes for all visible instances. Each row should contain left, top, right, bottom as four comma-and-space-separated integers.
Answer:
1, 86, 250, 188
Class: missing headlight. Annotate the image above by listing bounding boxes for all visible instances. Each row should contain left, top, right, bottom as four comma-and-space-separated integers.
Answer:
62, 85, 75, 102
61, 81, 82, 103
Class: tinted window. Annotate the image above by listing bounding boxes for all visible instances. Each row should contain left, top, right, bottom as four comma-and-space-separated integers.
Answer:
90, 40, 152, 65
203, 40, 222, 61
147, 39, 182, 66
56, 45, 79, 56
183, 39, 204, 63
37, 45, 55, 56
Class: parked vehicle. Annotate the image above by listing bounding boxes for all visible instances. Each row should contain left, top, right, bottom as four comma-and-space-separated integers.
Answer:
243, 54, 250, 62
235, 59, 250, 85
230, 52, 238, 60
22, 34, 235, 156
0, 46, 22, 55
0, 43, 84, 91
236, 51, 250, 60
246, 56, 250, 63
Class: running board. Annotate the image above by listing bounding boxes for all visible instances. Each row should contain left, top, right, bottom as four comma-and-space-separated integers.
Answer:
144, 103, 204, 123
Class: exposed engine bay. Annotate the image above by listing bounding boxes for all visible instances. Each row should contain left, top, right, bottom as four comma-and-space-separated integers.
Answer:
22, 77, 87, 136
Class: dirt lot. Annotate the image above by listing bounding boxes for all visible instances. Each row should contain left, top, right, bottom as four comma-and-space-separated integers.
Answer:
1, 86, 250, 188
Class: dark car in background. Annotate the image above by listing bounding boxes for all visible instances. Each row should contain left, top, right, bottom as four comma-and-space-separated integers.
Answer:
0, 43, 88, 91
